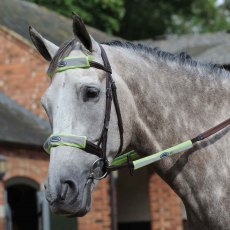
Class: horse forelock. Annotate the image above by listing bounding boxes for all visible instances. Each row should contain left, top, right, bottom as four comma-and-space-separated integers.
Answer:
47, 38, 91, 77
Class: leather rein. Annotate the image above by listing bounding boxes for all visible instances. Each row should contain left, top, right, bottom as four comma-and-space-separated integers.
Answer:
44, 44, 230, 179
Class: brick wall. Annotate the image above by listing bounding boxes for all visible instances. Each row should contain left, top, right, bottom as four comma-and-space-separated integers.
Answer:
0, 26, 48, 118
149, 173, 183, 230
0, 26, 112, 230
0, 182, 5, 230
78, 179, 111, 230
0, 147, 49, 185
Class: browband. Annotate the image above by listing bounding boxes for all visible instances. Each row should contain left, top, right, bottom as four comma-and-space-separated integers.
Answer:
51, 55, 112, 76
55, 56, 92, 73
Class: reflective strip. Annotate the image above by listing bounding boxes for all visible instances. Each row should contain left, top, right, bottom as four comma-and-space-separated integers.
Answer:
54, 56, 92, 74
133, 140, 193, 170
43, 134, 87, 154
111, 150, 140, 166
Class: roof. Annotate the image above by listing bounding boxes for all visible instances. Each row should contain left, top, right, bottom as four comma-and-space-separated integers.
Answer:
0, 92, 50, 148
0, 0, 117, 46
1, 0, 229, 65
139, 33, 230, 65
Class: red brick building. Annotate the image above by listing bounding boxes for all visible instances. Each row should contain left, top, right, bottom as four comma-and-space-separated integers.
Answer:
0, 1, 185, 229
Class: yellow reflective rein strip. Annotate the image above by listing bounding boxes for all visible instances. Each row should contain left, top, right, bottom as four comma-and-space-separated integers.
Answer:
110, 150, 140, 167
132, 140, 193, 170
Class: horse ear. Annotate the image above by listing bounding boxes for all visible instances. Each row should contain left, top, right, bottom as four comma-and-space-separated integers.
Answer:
29, 26, 59, 61
72, 12, 98, 52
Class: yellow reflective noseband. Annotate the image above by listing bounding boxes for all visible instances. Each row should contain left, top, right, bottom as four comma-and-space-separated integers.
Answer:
44, 134, 87, 154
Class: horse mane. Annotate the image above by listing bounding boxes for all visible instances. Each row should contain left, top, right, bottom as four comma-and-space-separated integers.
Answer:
103, 40, 226, 77
47, 38, 226, 77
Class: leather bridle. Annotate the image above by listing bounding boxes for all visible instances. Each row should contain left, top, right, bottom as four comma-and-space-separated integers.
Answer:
86, 44, 124, 179
44, 44, 123, 179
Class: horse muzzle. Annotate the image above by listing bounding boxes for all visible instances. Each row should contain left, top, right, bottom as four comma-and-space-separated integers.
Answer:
44, 175, 94, 217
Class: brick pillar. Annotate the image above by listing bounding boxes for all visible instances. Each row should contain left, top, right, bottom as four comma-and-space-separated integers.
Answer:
149, 173, 183, 230
78, 178, 111, 230
0, 181, 5, 230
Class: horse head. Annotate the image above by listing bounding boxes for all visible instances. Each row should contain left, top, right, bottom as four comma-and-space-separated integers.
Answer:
29, 13, 134, 217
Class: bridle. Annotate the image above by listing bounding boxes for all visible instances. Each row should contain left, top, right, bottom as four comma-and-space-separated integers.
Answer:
44, 43, 230, 180
44, 44, 124, 180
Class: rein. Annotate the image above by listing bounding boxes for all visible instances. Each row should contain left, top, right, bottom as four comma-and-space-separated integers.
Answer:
108, 117, 230, 174
43, 44, 230, 179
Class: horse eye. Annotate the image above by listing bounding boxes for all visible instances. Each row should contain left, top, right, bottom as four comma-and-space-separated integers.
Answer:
84, 87, 100, 101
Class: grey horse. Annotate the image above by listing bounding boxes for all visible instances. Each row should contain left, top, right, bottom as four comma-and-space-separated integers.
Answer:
29, 13, 230, 229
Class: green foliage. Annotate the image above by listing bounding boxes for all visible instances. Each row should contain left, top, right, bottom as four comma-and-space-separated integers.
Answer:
118, 0, 230, 39
27, 0, 230, 40
168, 0, 229, 34
28, 0, 124, 34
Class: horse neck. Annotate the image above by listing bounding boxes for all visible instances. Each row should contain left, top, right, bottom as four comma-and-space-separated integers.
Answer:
106, 45, 230, 150
106, 45, 230, 228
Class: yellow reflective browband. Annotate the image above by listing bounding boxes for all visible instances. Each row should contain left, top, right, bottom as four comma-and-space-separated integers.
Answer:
53, 56, 93, 76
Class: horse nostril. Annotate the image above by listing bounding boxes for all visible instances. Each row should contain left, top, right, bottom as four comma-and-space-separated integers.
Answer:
60, 180, 78, 201
60, 183, 68, 200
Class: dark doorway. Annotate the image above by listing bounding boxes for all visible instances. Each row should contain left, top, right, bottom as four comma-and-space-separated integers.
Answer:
7, 184, 38, 230
118, 222, 151, 230
117, 168, 151, 230
50, 212, 77, 230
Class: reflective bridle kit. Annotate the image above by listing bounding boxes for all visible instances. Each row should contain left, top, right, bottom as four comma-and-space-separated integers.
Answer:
44, 44, 230, 180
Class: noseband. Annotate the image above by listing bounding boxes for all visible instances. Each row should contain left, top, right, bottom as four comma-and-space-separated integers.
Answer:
44, 44, 123, 179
